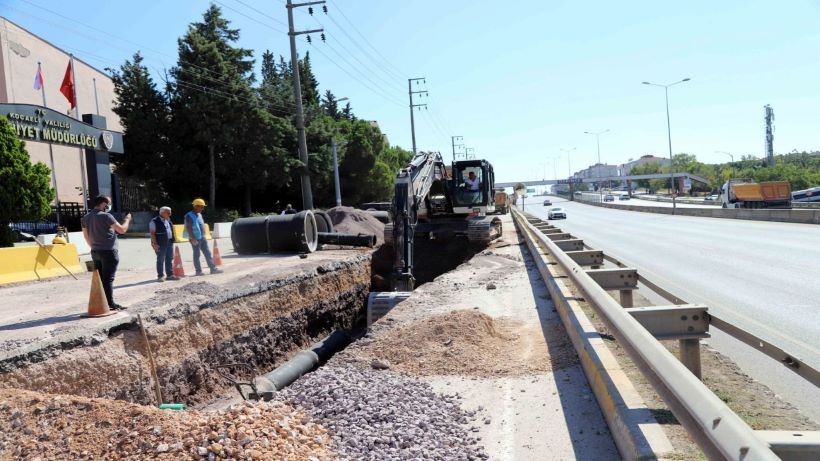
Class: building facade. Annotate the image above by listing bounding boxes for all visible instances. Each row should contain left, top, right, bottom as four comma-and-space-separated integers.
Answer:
0, 17, 123, 212
621, 155, 670, 175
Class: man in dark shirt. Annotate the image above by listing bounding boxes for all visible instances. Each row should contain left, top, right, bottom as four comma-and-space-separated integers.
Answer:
81, 196, 131, 310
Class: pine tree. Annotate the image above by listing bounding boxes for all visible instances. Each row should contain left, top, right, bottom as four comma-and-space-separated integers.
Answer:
321, 90, 339, 119
108, 53, 170, 184
0, 117, 54, 247
170, 4, 255, 208
299, 51, 320, 107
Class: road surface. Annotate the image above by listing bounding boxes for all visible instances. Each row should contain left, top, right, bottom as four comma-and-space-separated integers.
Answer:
524, 196, 820, 420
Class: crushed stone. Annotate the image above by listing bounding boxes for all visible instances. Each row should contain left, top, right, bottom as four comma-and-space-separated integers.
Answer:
0, 388, 333, 460
275, 363, 488, 461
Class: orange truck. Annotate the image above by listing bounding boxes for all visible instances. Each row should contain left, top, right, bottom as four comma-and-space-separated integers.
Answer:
494, 189, 509, 214
720, 180, 791, 209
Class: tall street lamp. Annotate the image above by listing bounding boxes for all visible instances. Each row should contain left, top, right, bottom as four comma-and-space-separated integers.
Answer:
642, 78, 691, 213
584, 129, 609, 201
560, 147, 576, 198
716, 150, 734, 189
331, 97, 350, 207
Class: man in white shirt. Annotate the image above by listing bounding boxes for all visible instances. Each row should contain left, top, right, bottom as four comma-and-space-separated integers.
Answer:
465, 171, 480, 191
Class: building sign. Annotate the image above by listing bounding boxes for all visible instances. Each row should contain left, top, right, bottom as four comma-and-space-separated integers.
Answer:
1, 103, 124, 154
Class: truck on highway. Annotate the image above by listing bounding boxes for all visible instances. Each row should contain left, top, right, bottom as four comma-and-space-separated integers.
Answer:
720, 179, 791, 209
494, 189, 509, 214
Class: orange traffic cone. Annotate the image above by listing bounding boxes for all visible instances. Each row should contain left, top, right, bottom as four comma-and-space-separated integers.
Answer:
173, 246, 186, 278
82, 270, 115, 318
212, 240, 223, 267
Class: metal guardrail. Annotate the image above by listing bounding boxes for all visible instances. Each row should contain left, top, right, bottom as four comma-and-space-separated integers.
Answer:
511, 207, 819, 460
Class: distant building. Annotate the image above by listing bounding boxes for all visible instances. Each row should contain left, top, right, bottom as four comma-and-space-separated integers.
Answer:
577, 163, 619, 179
621, 155, 670, 175
1, 16, 123, 211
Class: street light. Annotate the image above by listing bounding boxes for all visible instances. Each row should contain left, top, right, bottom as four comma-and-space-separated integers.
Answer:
331, 97, 350, 207
716, 150, 734, 188
560, 147, 576, 198
642, 78, 691, 213
584, 129, 609, 201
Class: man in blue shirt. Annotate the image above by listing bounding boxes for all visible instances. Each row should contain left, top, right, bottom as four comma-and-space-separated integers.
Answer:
184, 198, 223, 275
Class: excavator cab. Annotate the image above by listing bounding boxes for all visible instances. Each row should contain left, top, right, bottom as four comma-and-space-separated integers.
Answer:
451, 160, 496, 215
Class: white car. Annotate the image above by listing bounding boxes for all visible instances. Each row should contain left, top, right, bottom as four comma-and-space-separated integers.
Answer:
704, 194, 719, 201
548, 207, 566, 219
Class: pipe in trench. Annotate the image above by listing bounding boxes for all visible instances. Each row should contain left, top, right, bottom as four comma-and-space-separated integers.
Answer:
317, 232, 377, 248
250, 330, 351, 401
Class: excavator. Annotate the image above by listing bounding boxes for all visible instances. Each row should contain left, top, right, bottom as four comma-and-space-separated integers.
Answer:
384, 151, 503, 291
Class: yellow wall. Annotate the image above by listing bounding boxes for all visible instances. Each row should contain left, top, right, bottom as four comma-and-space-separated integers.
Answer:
0, 243, 84, 285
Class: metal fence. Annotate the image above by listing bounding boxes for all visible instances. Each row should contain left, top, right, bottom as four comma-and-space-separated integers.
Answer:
512, 208, 819, 460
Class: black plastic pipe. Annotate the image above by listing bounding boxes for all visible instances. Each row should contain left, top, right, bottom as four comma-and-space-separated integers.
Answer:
317, 232, 377, 247
251, 330, 351, 400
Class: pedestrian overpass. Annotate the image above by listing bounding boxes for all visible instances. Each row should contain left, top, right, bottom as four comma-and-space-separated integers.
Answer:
496, 172, 709, 189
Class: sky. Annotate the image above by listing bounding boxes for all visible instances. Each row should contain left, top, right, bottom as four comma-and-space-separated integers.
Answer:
2, 0, 819, 182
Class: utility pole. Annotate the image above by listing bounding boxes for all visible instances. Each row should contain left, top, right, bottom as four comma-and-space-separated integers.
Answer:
408, 78, 427, 155
451, 135, 463, 162
287, 0, 325, 210
465, 147, 475, 160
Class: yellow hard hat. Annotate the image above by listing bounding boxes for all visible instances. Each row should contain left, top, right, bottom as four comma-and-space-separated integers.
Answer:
192, 198, 207, 207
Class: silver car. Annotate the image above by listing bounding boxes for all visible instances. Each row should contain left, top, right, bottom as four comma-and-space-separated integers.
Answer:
548, 207, 566, 219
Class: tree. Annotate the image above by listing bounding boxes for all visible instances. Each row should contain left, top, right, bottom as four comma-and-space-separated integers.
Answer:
299, 51, 320, 107
321, 90, 339, 119
170, 4, 255, 208
0, 117, 54, 247
108, 52, 170, 183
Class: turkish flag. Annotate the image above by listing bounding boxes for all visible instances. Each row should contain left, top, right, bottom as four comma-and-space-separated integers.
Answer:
59, 61, 75, 109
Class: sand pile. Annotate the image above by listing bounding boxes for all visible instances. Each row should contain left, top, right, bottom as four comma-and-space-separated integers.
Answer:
326, 206, 385, 245
350, 310, 577, 377
0, 389, 332, 460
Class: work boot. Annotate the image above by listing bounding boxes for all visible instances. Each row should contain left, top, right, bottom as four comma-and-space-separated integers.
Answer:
157, 276, 164, 282
165, 275, 179, 281
110, 303, 127, 311
210, 268, 224, 274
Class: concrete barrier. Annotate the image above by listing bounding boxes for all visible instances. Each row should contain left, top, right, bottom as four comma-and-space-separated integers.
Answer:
582, 199, 820, 224
36, 232, 91, 255
211, 222, 233, 239
0, 243, 84, 285
172, 224, 212, 243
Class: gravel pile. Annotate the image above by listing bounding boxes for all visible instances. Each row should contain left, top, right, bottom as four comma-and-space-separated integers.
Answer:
326, 207, 385, 245
0, 388, 333, 460
276, 363, 488, 460
345, 310, 575, 377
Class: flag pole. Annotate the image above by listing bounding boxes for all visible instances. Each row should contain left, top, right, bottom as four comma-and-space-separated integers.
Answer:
92, 77, 100, 115
69, 54, 89, 211
38, 62, 60, 225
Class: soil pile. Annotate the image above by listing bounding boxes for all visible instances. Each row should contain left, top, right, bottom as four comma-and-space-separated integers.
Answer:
350, 310, 577, 377
326, 206, 385, 245
0, 388, 333, 460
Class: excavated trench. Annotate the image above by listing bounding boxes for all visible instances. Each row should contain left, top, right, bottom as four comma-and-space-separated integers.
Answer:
0, 238, 482, 408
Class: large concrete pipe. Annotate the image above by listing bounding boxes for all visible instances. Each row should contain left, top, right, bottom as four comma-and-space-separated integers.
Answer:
231, 210, 318, 254
250, 330, 351, 400
313, 210, 334, 234
317, 232, 377, 248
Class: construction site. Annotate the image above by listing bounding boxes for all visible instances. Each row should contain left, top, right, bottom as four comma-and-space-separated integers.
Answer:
1, 197, 817, 460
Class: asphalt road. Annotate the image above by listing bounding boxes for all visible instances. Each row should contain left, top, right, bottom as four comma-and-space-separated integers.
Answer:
523, 196, 820, 420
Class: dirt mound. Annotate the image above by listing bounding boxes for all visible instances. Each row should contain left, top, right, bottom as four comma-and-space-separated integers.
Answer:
0, 389, 333, 460
350, 310, 577, 377
326, 206, 385, 245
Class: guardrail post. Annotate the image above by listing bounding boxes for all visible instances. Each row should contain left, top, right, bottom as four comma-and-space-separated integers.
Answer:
620, 289, 633, 308
679, 338, 702, 379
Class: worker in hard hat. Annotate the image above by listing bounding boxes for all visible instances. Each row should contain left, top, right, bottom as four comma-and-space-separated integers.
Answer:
184, 198, 223, 275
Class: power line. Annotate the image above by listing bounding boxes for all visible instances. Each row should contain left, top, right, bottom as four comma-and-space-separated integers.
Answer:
333, 2, 407, 81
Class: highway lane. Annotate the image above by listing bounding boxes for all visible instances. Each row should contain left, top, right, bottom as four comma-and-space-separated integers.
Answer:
523, 196, 820, 419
